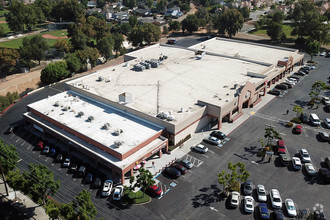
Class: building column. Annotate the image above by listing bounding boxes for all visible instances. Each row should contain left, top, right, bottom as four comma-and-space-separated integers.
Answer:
130, 169, 134, 176
121, 173, 125, 185
217, 120, 222, 130
158, 149, 162, 158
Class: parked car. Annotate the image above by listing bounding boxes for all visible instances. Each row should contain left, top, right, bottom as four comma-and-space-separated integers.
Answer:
55, 153, 63, 162
177, 159, 193, 169
273, 209, 285, 220
37, 141, 44, 150
210, 131, 227, 140
166, 38, 177, 44
279, 153, 291, 166
324, 118, 330, 129
5, 126, 17, 134
147, 185, 163, 197
256, 185, 267, 202
171, 163, 187, 174
203, 136, 221, 145
244, 196, 254, 213
301, 113, 309, 123
304, 163, 316, 176
93, 177, 102, 189
164, 167, 181, 178
62, 156, 71, 168
112, 185, 124, 201
276, 140, 286, 154
243, 180, 253, 195
293, 125, 302, 134
314, 210, 327, 220
299, 149, 311, 162
295, 71, 306, 76
319, 168, 330, 183
281, 82, 292, 88
270, 189, 282, 209
69, 163, 78, 173
322, 96, 330, 105
42, 146, 50, 154
259, 203, 270, 219
78, 165, 87, 177
230, 191, 240, 208
319, 131, 330, 142
285, 199, 297, 217
310, 113, 321, 126
289, 76, 300, 82
102, 180, 113, 197
320, 51, 326, 56
49, 148, 56, 157
268, 89, 282, 96
82, 172, 92, 183
275, 84, 288, 90
191, 144, 208, 153
285, 79, 296, 85
292, 157, 302, 170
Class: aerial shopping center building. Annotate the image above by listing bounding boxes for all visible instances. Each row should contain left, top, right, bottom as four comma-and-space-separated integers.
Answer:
23, 37, 305, 183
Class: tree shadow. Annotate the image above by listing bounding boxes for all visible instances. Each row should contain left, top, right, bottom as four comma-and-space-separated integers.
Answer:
0, 196, 36, 219
293, 99, 308, 108
191, 184, 223, 208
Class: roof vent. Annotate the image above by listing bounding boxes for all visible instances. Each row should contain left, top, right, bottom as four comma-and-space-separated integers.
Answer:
54, 101, 59, 107
77, 111, 84, 117
113, 129, 123, 136
114, 140, 123, 148
103, 123, 111, 130
167, 115, 175, 121
98, 76, 104, 82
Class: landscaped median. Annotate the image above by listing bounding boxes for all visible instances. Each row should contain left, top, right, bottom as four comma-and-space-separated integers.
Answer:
122, 188, 151, 205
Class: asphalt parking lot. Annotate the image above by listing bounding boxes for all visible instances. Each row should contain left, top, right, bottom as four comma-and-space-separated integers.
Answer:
1, 55, 329, 220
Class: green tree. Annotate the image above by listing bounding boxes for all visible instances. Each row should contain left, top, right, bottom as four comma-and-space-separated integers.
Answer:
22, 164, 60, 204
0, 25, 4, 36
309, 81, 326, 100
0, 48, 19, 75
0, 92, 20, 112
120, 23, 132, 35
54, 39, 71, 53
196, 7, 210, 27
52, 0, 85, 22
127, 25, 144, 46
45, 199, 60, 220
217, 162, 250, 191
70, 29, 88, 50
239, 6, 250, 21
267, 21, 284, 42
6, 169, 25, 194
75, 47, 101, 68
40, 61, 70, 85
19, 35, 49, 67
5, 0, 26, 32
156, 0, 166, 13
163, 26, 169, 35
133, 168, 155, 198
264, 126, 281, 147
97, 0, 106, 9
35, 0, 54, 20
181, 14, 200, 34
213, 8, 244, 37
169, 21, 181, 31
293, 106, 303, 118
65, 53, 82, 73
0, 139, 19, 174
97, 36, 114, 60
129, 15, 138, 28
143, 23, 161, 45
306, 41, 320, 61
60, 190, 97, 220
272, 10, 285, 23
113, 32, 124, 55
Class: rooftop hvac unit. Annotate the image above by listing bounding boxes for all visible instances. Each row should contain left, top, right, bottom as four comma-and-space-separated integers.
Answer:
163, 112, 169, 119
123, 62, 129, 67
167, 115, 175, 121
113, 129, 123, 136
105, 77, 111, 83
180, 107, 185, 113
103, 123, 111, 130
62, 106, 69, 111
114, 140, 123, 148
140, 62, 151, 69
87, 116, 94, 122
98, 76, 104, 81
54, 101, 59, 107
119, 92, 132, 103
133, 64, 145, 71
77, 111, 84, 117
157, 111, 164, 119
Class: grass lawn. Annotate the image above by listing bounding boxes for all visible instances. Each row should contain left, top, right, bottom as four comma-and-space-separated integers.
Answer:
0, 17, 6, 21
46, 29, 68, 37
123, 190, 151, 204
0, 23, 11, 35
0, 10, 9, 17
249, 24, 297, 40
0, 34, 62, 49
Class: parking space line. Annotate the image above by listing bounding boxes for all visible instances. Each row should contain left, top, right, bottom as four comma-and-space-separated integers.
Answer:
15, 137, 21, 143
9, 134, 15, 140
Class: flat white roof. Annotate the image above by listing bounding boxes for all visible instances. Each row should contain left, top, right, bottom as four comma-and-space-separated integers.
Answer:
191, 38, 300, 65
67, 43, 272, 122
27, 91, 163, 156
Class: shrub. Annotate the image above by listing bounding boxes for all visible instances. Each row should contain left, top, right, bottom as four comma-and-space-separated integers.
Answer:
286, 122, 293, 127
169, 134, 192, 151
291, 117, 302, 124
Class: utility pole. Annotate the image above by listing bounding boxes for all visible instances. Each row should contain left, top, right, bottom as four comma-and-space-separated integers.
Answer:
0, 153, 9, 196
157, 81, 160, 114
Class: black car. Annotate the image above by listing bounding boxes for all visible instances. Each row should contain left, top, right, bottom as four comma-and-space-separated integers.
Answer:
93, 177, 102, 189
281, 82, 292, 88
84, 173, 93, 184
210, 131, 227, 140
273, 209, 285, 220
56, 153, 63, 163
294, 71, 306, 76
77, 165, 87, 177
49, 148, 56, 157
69, 163, 78, 173
5, 126, 17, 134
314, 210, 327, 220
319, 168, 330, 183
164, 167, 181, 178
243, 180, 253, 195
275, 84, 288, 90
268, 89, 282, 96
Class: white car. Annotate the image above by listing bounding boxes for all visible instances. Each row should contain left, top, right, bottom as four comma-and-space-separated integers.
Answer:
191, 144, 208, 153
285, 79, 296, 85
299, 149, 311, 163
244, 196, 254, 213
292, 157, 302, 170
230, 191, 240, 208
324, 118, 330, 129
203, 136, 221, 145
256, 185, 267, 202
320, 51, 326, 56
305, 163, 316, 176
112, 185, 124, 201
102, 180, 113, 197
270, 189, 282, 209
285, 199, 297, 217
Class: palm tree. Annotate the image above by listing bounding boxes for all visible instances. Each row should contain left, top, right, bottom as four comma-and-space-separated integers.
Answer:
134, 168, 155, 198
293, 106, 303, 118
264, 127, 281, 147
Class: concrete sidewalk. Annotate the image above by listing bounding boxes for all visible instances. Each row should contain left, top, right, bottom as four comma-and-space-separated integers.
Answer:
0, 180, 49, 220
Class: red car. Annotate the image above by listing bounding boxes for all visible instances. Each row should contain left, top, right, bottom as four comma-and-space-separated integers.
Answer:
147, 185, 163, 197
37, 141, 44, 150
277, 140, 286, 154
293, 125, 302, 134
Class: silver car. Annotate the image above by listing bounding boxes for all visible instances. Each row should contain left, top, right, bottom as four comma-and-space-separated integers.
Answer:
191, 144, 208, 153
256, 185, 267, 202
324, 118, 330, 129
203, 136, 221, 145
305, 163, 316, 176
